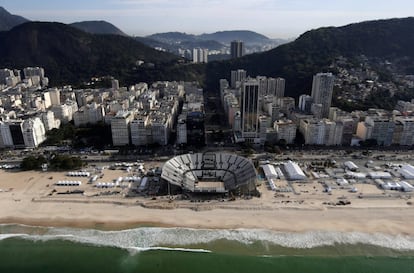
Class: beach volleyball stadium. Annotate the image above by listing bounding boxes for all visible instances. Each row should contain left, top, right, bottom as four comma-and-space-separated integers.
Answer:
161, 152, 257, 194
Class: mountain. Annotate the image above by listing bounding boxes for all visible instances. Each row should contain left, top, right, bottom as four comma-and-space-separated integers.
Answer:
134, 36, 176, 51
143, 32, 227, 56
205, 17, 414, 98
70, 20, 127, 36
145, 30, 286, 57
148, 30, 273, 45
199, 30, 270, 45
138, 34, 224, 52
146, 32, 197, 44
0, 22, 183, 85
2, 16, 412, 102
0, 6, 29, 31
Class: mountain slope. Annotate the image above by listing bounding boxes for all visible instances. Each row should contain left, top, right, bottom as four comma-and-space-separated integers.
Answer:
146, 32, 197, 44
145, 30, 281, 56
0, 22, 181, 85
0, 6, 29, 31
205, 17, 414, 97
70, 20, 127, 36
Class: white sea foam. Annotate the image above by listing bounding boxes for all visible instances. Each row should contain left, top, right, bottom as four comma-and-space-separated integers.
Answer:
1, 225, 414, 252
127, 246, 212, 254
0, 233, 27, 240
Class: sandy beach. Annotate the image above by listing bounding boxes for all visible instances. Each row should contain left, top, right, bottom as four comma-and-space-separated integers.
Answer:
0, 169, 413, 235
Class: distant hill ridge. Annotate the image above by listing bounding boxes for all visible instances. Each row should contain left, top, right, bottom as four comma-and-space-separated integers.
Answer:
0, 6, 29, 31
147, 30, 271, 45
70, 20, 127, 36
199, 30, 270, 44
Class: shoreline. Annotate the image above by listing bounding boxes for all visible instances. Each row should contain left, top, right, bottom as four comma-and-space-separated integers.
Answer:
1, 201, 414, 236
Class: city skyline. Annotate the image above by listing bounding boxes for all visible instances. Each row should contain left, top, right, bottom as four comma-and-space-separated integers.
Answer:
1, 0, 413, 38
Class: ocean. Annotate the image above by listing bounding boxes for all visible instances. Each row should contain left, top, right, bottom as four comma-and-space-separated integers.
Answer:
0, 224, 414, 273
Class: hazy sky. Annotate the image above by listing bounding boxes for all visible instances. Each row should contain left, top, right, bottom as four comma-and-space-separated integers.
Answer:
1, 0, 413, 38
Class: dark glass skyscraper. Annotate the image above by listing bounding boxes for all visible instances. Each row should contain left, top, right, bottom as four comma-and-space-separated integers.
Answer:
230, 40, 245, 59
240, 80, 260, 142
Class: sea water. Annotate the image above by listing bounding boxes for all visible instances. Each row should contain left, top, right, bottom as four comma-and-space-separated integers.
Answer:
0, 224, 414, 273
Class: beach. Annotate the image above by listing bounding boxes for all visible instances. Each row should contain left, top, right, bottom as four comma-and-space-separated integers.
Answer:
1, 168, 414, 272
0, 169, 413, 235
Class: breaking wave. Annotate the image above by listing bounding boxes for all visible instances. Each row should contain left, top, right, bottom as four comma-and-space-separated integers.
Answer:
1, 224, 414, 252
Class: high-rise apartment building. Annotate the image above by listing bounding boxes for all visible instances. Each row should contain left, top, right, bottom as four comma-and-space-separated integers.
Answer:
73, 103, 105, 127
48, 88, 61, 106
22, 117, 46, 148
298, 95, 313, 113
0, 120, 25, 148
274, 119, 297, 144
130, 116, 149, 146
269, 78, 286, 98
230, 40, 245, 59
356, 112, 395, 146
299, 118, 343, 145
393, 116, 414, 145
23, 67, 45, 79
311, 73, 335, 118
40, 111, 60, 131
111, 110, 134, 146
230, 69, 247, 89
192, 48, 208, 63
176, 114, 187, 145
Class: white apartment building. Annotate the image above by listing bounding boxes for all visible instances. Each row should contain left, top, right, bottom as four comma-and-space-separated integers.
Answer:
230, 69, 247, 89
192, 48, 208, 63
130, 116, 150, 146
300, 118, 342, 145
277, 97, 295, 116
40, 111, 60, 131
47, 88, 61, 106
22, 117, 47, 148
393, 116, 414, 145
0, 121, 13, 147
111, 110, 134, 146
50, 100, 78, 123
356, 115, 395, 146
73, 103, 105, 127
268, 77, 285, 98
150, 115, 170, 146
223, 93, 239, 127
274, 119, 297, 144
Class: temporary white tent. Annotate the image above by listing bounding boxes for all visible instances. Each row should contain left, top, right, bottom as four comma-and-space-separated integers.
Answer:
283, 161, 306, 181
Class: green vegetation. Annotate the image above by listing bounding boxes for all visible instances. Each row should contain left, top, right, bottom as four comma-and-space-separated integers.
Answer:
49, 155, 84, 170
73, 122, 112, 148
20, 155, 47, 170
21, 154, 84, 171
43, 122, 112, 148
44, 123, 76, 146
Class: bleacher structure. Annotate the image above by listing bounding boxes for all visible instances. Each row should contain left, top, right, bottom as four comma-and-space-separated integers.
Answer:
161, 152, 257, 193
